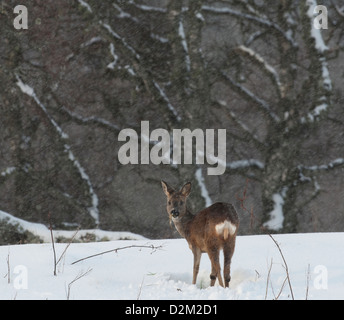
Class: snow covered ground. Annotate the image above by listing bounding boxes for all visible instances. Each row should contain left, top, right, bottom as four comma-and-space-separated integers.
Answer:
0, 232, 343, 300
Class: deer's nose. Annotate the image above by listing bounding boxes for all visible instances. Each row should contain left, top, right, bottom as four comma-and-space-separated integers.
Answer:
171, 209, 179, 217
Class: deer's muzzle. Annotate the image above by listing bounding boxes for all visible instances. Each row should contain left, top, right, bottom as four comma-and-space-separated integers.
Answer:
171, 209, 179, 218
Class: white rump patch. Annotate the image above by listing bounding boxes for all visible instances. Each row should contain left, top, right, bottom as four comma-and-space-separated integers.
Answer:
215, 220, 236, 236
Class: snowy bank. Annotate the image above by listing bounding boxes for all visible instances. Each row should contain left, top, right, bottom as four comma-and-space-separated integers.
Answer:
0, 210, 146, 243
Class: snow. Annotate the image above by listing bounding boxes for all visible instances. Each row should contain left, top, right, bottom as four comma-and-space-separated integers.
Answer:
1, 231, 343, 300
263, 188, 288, 231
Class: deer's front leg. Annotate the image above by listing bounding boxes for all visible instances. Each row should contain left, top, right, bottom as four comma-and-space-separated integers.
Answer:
192, 246, 202, 285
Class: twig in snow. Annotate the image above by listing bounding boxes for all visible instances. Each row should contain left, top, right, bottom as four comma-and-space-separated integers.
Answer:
49, 215, 80, 275
48, 213, 57, 276
265, 258, 273, 300
6, 248, 10, 284
267, 234, 294, 300
137, 275, 145, 300
305, 264, 311, 300
66, 268, 92, 300
56, 228, 80, 271
71, 244, 164, 265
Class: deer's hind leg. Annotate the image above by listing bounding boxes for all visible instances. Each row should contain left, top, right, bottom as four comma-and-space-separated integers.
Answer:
207, 246, 224, 287
223, 237, 236, 288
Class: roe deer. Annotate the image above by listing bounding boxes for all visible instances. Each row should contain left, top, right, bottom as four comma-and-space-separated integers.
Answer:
161, 180, 239, 288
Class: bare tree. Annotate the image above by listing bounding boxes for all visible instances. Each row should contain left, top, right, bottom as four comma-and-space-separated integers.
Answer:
1, 0, 344, 240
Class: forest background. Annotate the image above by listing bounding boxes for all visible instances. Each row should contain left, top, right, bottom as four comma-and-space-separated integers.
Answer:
1, 0, 344, 243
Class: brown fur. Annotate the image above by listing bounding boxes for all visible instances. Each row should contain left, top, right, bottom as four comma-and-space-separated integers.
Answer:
161, 181, 239, 288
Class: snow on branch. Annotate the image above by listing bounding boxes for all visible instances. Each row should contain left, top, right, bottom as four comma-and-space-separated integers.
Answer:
1, 167, 16, 178
113, 3, 139, 23
221, 72, 280, 122
150, 33, 169, 44
301, 0, 332, 123
102, 22, 140, 60
78, 0, 92, 13
15, 76, 100, 225
306, 1, 332, 92
201, 5, 297, 48
79, 1, 180, 124
107, 43, 119, 69
153, 81, 181, 122
61, 106, 120, 132
178, 17, 191, 73
299, 158, 344, 172
128, 2, 166, 13
227, 159, 264, 170
128, 0, 167, 13
195, 168, 212, 207
215, 100, 264, 149
236, 45, 284, 98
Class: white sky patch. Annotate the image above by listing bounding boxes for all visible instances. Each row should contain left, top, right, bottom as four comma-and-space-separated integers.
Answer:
264, 187, 288, 231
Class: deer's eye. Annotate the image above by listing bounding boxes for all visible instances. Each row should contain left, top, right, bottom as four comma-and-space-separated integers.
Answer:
168, 201, 171, 205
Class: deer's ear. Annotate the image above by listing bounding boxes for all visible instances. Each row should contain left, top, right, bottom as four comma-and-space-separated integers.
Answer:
161, 180, 175, 196
180, 182, 191, 197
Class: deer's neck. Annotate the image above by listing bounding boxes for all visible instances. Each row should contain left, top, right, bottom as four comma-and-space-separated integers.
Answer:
172, 208, 194, 239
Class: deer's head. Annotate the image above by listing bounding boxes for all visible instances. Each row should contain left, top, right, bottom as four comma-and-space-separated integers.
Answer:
161, 181, 191, 220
